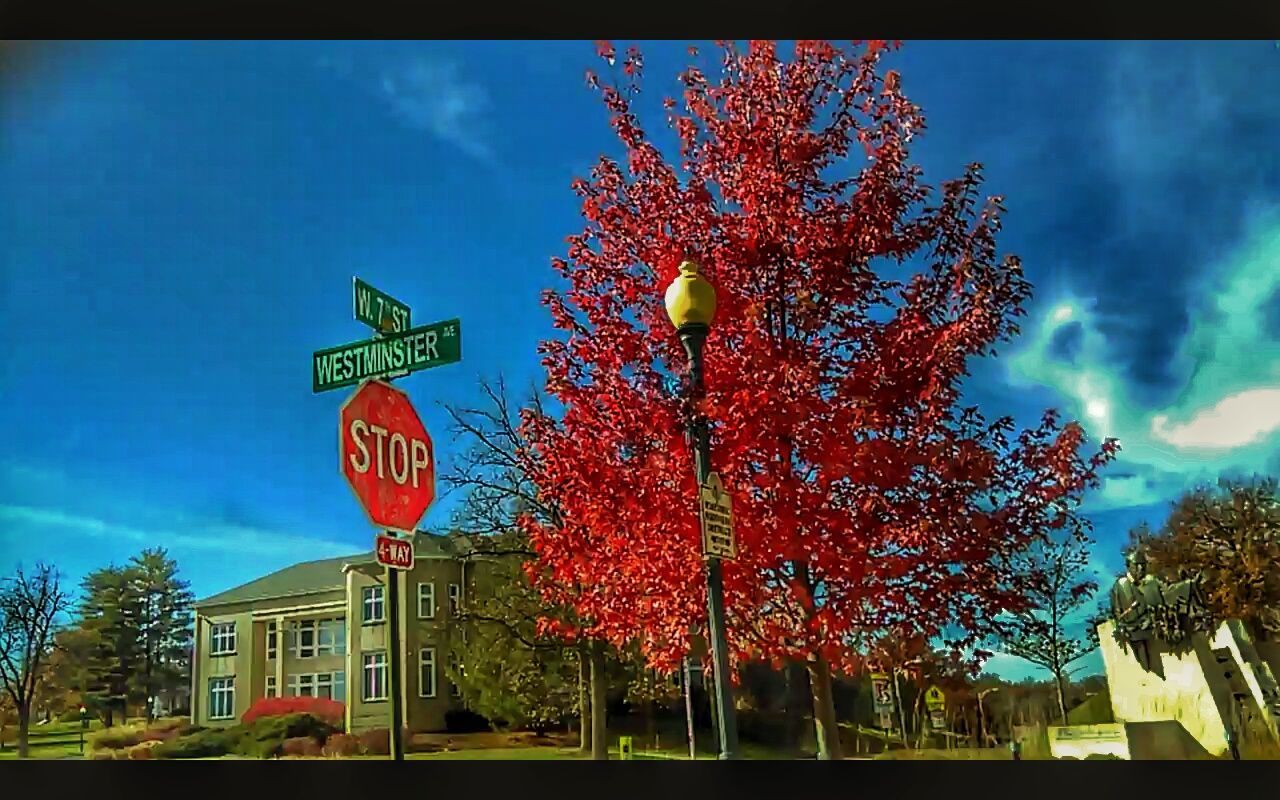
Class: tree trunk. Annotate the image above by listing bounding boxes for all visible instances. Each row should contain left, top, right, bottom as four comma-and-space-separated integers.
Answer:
807, 655, 842, 760
589, 641, 607, 760
1053, 670, 1069, 725
17, 706, 30, 759
645, 667, 656, 750
578, 649, 591, 752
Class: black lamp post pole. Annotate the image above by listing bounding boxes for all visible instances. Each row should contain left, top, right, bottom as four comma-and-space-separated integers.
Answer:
678, 321, 740, 761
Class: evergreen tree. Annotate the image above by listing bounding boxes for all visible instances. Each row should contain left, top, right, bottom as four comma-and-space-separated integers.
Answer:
77, 566, 143, 724
127, 548, 194, 720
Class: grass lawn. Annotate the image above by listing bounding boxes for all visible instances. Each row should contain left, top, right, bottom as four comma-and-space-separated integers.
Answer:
0, 719, 102, 760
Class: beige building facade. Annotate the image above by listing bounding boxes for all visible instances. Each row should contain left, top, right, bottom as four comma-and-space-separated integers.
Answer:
191, 533, 477, 733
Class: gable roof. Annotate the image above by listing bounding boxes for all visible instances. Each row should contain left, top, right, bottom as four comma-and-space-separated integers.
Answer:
195, 532, 467, 609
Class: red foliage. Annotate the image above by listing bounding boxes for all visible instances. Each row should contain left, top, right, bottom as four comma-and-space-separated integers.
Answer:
523, 40, 1119, 676
241, 696, 345, 727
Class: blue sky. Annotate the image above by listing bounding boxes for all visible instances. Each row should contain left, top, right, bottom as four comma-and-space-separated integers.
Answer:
3, 41, 1279, 680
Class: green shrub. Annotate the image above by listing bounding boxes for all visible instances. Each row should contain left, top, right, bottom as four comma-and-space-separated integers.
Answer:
153, 728, 238, 759
235, 713, 336, 759
90, 726, 144, 751
58, 708, 85, 724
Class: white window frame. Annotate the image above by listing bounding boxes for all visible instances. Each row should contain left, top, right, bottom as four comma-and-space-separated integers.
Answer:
210, 622, 236, 656
362, 652, 388, 702
419, 647, 437, 698
266, 622, 277, 659
265, 675, 277, 699
289, 673, 317, 697
209, 677, 235, 720
448, 583, 461, 616
292, 620, 316, 658
417, 582, 436, 619
318, 618, 345, 656
363, 586, 385, 624
333, 670, 346, 703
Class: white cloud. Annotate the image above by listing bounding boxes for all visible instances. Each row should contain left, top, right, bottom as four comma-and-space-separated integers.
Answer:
376, 58, 493, 162
1151, 387, 1280, 450
0, 504, 357, 560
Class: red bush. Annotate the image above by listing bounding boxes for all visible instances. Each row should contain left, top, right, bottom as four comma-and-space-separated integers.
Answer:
282, 736, 324, 757
242, 696, 345, 727
322, 733, 360, 757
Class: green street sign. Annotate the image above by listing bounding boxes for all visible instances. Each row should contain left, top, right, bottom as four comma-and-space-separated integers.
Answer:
353, 277, 412, 333
313, 318, 461, 393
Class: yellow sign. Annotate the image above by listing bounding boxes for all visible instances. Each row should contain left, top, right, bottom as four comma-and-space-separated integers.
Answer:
699, 472, 736, 560
618, 735, 634, 760
925, 685, 946, 710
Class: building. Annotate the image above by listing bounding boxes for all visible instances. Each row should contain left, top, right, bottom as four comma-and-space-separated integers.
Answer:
190, 532, 476, 733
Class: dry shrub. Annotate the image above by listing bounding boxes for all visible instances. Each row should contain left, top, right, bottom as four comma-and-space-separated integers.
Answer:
282, 736, 324, 757
128, 743, 155, 760
359, 728, 390, 756
322, 733, 361, 757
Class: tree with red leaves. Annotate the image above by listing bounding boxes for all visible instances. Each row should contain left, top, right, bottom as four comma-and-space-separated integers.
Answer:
522, 40, 1118, 759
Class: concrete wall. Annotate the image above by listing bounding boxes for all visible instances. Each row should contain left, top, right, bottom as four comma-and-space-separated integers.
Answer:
344, 557, 465, 733
194, 609, 255, 728
1099, 619, 1234, 755
193, 589, 346, 728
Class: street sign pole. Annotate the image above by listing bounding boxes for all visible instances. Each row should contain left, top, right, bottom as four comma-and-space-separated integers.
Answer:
387, 556, 404, 761
683, 656, 697, 760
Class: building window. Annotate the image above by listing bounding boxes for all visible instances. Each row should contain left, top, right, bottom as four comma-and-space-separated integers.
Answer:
209, 677, 235, 720
448, 654, 461, 698
289, 673, 317, 697
210, 622, 236, 656
417, 582, 436, 619
318, 619, 346, 655
419, 647, 436, 698
265, 675, 277, 699
363, 586, 385, 624
363, 652, 388, 701
266, 622, 277, 659
286, 671, 345, 700
295, 620, 316, 658
448, 583, 461, 616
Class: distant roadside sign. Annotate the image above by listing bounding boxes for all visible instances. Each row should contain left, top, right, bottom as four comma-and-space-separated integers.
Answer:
925, 685, 946, 711
375, 532, 415, 571
313, 318, 461, 393
354, 278, 411, 333
871, 675, 893, 710
699, 472, 736, 560
929, 709, 947, 731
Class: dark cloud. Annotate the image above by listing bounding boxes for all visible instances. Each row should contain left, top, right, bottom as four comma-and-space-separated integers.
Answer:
1264, 286, 1280, 341
919, 42, 1280, 404
1048, 321, 1084, 363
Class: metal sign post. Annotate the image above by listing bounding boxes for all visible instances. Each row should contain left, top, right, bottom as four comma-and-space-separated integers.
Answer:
316, 278, 459, 762
387, 559, 404, 761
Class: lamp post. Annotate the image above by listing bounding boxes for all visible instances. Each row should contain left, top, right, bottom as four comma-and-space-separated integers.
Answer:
665, 258, 740, 761
78, 705, 88, 756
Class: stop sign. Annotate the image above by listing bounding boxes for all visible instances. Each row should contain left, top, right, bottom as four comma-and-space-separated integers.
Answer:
340, 380, 435, 532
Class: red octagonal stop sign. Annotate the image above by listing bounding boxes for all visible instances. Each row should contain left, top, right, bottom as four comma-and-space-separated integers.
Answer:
340, 380, 435, 533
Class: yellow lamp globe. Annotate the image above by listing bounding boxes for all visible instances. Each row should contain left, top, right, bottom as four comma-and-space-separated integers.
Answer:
664, 259, 717, 329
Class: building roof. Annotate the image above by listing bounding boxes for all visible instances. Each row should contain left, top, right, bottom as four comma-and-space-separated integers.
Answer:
195, 532, 467, 609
